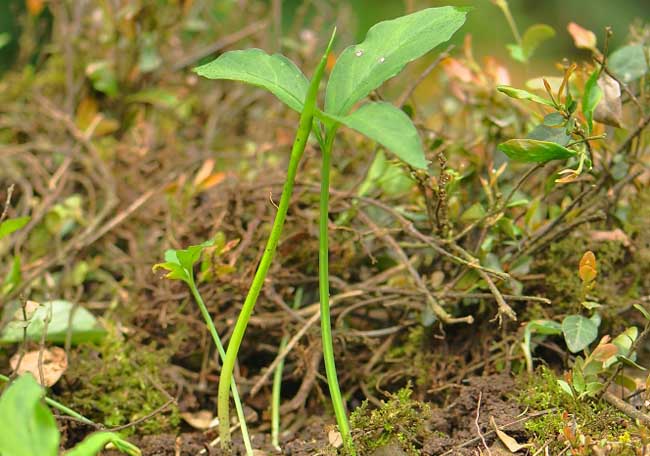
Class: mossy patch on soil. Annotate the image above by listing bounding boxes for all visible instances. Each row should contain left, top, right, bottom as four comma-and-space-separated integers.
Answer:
350, 385, 436, 455
57, 333, 180, 436
517, 367, 641, 455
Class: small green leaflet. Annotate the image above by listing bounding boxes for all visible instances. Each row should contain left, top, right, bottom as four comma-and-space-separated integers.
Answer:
507, 24, 555, 63
498, 139, 576, 163
562, 315, 598, 353
0, 216, 30, 240
325, 6, 467, 115
582, 68, 602, 134
319, 102, 427, 169
497, 85, 554, 107
194, 49, 309, 113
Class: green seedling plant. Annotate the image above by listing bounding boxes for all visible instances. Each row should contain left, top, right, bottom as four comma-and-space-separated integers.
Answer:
0, 374, 141, 456
193, 7, 468, 453
152, 237, 253, 455
522, 251, 646, 400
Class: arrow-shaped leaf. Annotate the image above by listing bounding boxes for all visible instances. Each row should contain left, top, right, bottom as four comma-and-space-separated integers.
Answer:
194, 49, 308, 113
321, 102, 427, 169
325, 6, 467, 116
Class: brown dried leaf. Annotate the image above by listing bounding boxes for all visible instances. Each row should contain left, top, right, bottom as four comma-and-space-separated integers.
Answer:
10, 347, 68, 387
490, 416, 533, 452
590, 228, 630, 247
180, 410, 218, 429
593, 74, 623, 128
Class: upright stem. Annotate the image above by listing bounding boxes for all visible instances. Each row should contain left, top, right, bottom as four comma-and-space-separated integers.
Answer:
188, 283, 253, 456
271, 287, 303, 450
217, 30, 336, 451
319, 130, 354, 455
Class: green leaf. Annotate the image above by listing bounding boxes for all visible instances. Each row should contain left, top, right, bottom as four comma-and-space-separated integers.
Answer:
520, 24, 556, 61
0, 33, 10, 49
0, 216, 30, 240
498, 139, 576, 163
0, 300, 105, 345
194, 49, 308, 113
617, 355, 646, 371
86, 61, 119, 97
562, 315, 598, 353
582, 69, 602, 134
522, 319, 562, 371
153, 239, 216, 284
634, 304, 650, 321
460, 202, 486, 222
325, 6, 467, 115
0, 374, 59, 456
608, 44, 649, 83
65, 432, 139, 456
2, 255, 21, 296
496, 85, 555, 107
557, 379, 573, 396
321, 102, 427, 169
527, 124, 571, 146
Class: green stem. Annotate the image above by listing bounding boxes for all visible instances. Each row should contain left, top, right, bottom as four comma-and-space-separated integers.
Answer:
319, 130, 355, 455
188, 282, 253, 456
0, 374, 141, 456
217, 29, 336, 452
271, 287, 303, 450
495, 0, 521, 45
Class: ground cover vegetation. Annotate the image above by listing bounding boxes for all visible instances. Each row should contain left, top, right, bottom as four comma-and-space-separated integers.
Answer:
0, 0, 649, 454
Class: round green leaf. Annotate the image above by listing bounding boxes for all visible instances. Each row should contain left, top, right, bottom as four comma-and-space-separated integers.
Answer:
562, 315, 598, 353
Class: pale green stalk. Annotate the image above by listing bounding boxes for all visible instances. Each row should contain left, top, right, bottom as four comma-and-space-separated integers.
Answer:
494, 0, 521, 45
217, 30, 336, 452
187, 282, 253, 456
319, 129, 354, 455
271, 287, 303, 450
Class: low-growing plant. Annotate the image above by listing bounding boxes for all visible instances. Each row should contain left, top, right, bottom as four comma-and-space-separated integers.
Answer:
522, 250, 648, 402
0, 373, 141, 456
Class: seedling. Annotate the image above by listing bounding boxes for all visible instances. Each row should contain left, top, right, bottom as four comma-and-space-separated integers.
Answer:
194, 7, 467, 453
153, 238, 253, 455
522, 251, 646, 400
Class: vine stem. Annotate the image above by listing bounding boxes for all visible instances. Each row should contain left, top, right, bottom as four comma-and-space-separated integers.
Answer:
216, 30, 336, 452
320, 129, 355, 455
188, 283, 252, 456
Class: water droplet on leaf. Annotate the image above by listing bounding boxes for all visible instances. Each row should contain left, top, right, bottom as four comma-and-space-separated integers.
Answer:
355, 49, 364, 57
378, 57, 385, 63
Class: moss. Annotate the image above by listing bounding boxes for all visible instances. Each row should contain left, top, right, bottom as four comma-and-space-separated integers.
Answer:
517, 367, 638, 454
56, 333, 180, 436
350, 385, 432, 455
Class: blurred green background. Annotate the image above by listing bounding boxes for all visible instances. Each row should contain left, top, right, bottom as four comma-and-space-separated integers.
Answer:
1, 0, 647, 73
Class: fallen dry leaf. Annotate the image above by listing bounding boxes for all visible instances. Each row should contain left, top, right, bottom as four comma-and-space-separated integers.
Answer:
180, 410, 219, 430
490, 416, 533, 453
590, 229, 631, 247
10, 347, 68, 387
